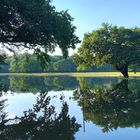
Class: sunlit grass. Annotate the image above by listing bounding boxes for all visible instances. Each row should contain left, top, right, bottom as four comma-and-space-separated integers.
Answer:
0, 72, 140, 77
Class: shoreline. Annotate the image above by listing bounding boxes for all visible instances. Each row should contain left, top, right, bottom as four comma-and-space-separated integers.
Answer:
0, 72, 140, 77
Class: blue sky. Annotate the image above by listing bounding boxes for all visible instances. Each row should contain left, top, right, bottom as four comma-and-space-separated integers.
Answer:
51, 0, 140, 55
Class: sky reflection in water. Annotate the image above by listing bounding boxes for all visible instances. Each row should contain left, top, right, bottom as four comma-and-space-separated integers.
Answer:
0, 76, 140, 140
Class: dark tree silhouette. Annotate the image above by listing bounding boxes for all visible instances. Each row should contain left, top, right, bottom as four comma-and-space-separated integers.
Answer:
0, 0, 80, 65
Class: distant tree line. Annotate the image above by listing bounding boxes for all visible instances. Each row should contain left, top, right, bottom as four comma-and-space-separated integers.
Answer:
0, 54, 117, 73
0, 53, 139, 73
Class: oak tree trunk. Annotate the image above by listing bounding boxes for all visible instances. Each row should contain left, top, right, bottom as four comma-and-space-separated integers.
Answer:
116, 65, 129, 78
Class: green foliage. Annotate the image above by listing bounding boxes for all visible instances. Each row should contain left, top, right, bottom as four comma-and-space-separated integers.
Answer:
9, 55, 64, 73
53, 58, 77, 72
129, 64, 140, 72
73, 23, 140, 77
46, 56, 63, 72
0, 54, 116, 73
9, 55, 43, 73
76, 64, 115, 72
0, 0, 80, 65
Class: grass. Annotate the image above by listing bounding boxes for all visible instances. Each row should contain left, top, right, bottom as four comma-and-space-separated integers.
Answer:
0, 72, 140, 77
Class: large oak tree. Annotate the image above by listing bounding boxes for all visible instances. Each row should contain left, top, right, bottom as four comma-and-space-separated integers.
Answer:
73, 23, 140, 78
0, 0, 80, 65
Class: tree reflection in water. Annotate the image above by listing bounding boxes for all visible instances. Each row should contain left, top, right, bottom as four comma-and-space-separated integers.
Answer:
73, 79, 140, 132
0, 90, 81, 140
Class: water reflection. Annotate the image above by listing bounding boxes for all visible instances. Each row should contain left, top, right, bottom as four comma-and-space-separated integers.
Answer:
0, 88, 81, 139
9, 76, 78, 92
0, 76, 140, 139
0, 76, 117, 92
73, 78, 140, 132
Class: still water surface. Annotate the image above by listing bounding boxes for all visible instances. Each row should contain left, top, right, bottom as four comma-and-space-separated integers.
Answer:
0, 76, 140, 139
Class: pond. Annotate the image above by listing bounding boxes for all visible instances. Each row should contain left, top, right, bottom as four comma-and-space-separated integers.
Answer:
0, 76, 140, 140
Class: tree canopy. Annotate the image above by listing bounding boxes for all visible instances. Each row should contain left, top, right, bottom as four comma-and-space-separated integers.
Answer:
73, 23, 140, 78
0, 0, 80, 64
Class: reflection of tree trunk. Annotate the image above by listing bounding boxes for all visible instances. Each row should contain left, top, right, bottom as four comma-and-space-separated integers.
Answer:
116, 65, 129, 78
111, 79, 129, 93
120, 79, 129, 91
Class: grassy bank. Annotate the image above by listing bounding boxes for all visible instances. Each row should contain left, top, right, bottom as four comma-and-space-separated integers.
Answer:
0, 72, 140, 77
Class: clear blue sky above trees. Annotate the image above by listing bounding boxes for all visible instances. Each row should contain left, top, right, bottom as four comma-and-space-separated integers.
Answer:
52, 0, 140, 55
